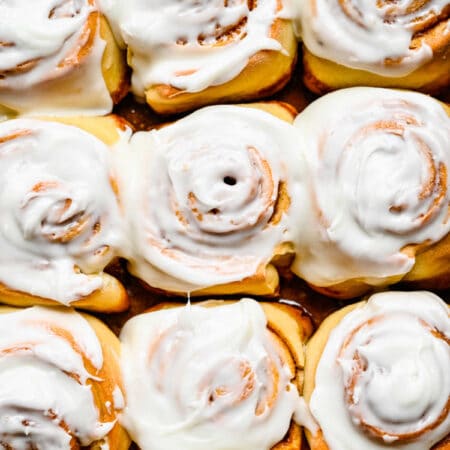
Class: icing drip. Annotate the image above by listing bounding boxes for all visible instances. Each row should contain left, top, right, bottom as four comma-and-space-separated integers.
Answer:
0, 0, 112, 115
299, 0, 449, 76
0, 306, 114, 450
120, 299, 302, 450
292, 87, 450, 287
98, 0, 288, 95
0, 119, 123, 304
117, 105, 308, 293
310, 291, 450, 450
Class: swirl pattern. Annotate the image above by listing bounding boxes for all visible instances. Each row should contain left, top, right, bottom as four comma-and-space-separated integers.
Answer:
0, 119, 123, 305
120, 105, 306, 294
0, 306, 126, 450
300, 0, 450, 76
120, 299, 303, 450
99, 0, 286, 94
0, 0, 114, 114
308, 291, 450, 450
292, 87, 450, 290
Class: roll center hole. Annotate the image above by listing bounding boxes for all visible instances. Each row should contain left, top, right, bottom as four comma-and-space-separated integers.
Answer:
223, 176, 237, 186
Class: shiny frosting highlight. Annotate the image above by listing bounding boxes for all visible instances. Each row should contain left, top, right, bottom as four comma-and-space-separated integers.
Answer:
0, 119, 123, 304
292, 87, 450, 288
99, 0, 289, 95
0, 306, 119, 449
0, 0, 112, 115
118, 105, 308, 293
121, 299, 303, 450
310, 291, 450, 450
299, 0, 449, 76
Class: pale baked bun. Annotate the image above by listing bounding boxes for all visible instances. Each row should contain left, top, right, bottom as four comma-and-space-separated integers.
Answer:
303, 291, 450, 450
120, 298, 313, 450
0, 305, 131, 449
0, 0, 128, 116
0, 116, 130, 312
99, 0, 297, 114
292, 88, 450, 299
117, 101, 309, 297
299, 0, 450, 94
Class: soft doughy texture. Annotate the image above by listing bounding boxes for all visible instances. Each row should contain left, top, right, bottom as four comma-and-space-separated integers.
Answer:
120, 298, 313, 450
99, 0, 296, 114
117, 102, 309, 296
303, 291, 450, 450
0, 305, 130, 450
292, 87, 450, 298
299, 0, 450, 94
0, 0, 128, 115
0, 117, 129, 312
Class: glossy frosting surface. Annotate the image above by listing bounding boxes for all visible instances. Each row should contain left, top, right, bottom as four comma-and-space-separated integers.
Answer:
99, 0, 288, 95
0, 0, 112, 115
311, 291, 450, 450
0, 306, 114, 449
0, 119, 123, 303
299, 0, 449, 76
118, 105, 308, 293
292, 87, 450, 287
121, 299, 302, 450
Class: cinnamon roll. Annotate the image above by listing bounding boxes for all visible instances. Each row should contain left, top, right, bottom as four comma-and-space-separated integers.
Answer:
99, 0, 297, 114
292, 88, 450, 298
120, 298, 313, 450
0, 0, 128, 116
118, 102, 308, 296
0, 305, 130, 450
0, 117, 129, 312
299, 0, 450, 94
303, 291, 450, 450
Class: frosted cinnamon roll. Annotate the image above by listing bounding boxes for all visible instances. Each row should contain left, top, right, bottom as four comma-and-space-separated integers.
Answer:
120, 298, 313, 450
303, 291, 450, 450
292, 88, 450, 298
118, 103, 308, 296
299, 0, 450, 94
0, 117, 129, 312
0, 0, 128, 116
0, 305, 130, 450
99, 0, 297, 114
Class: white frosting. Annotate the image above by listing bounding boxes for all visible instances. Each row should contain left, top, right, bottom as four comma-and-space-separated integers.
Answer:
0, 119, 124, 304
0, 0, 113, 115
310, 291, 450, 450
99, 0, 288, 95
118, 105, 308, 293
0, 306, 115, 449
300, 0, 449, 76
292, 87, 450, 287
120, 299, 302, 450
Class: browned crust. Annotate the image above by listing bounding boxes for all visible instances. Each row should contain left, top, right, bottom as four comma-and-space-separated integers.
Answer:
0, 271, 129, 314
145, 15, 297, 114
110, 66, 131, 104
302, 38, 450, 95
99, 15, 130, 104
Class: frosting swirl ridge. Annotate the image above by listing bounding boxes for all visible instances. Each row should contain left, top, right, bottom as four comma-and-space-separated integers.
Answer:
0, 119, 123, 304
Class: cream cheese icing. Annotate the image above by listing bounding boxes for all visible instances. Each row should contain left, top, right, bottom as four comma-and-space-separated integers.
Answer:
0, 0, 113, 115
98, 0, 289, 96
116, 105, 309, 293
292, 87, 450, 288
0, 306, 114, 449
310, 291, 450, 450
120, 298, 304, 450
0, 119, 124, 304
299, 0, 449, 76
